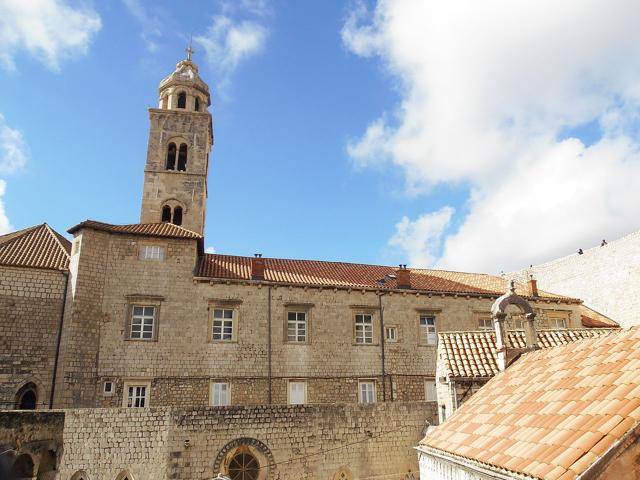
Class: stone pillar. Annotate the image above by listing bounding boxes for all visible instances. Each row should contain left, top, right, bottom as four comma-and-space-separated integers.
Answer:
523, 312, 538, 350
493, 312, 508, 372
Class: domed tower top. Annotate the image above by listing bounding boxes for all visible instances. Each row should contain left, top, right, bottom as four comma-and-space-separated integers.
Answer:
158, 45, 211, 112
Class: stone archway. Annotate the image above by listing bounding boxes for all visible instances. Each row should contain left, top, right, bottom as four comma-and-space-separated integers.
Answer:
11, 453, 35, 479
15, 383, 38, 410
491, 281, 538, 370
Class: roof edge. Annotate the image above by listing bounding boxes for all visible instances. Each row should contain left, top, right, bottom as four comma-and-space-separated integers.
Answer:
416, 445, 537, 480
194, 275, 582, 303
578, 420, 640, 480
68, 220, 202, 240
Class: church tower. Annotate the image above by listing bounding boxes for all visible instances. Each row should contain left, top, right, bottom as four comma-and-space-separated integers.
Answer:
140, 48, 212, 235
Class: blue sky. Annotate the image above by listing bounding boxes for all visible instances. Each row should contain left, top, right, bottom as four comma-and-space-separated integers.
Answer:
0, 0, 460, 266
1, 1, 640, 273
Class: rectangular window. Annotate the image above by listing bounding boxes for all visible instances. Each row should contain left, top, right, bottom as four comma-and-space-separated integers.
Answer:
288, 381, 306, 405
212, 308, 234, 341
287, 311, 307, 343
385, 326, 398, 342
130, 305, 156, 340
126, 384, 149, 408
478, 318, 493, 330
355, 314, 373, 344
420, 315, 437, 345
425, 380, 437, 402
211, 382, 230, 406
139, 245, 165, 260
549, 317, 567, 329
103, 381, 113, 396
72, 239, 81, 256
359, 381, 376, 404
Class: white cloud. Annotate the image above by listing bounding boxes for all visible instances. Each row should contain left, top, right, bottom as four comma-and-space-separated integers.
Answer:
0, 114, 28, 175
195, 14, 268, 87
389, 206, 454, 267
122, 0, 162, 53
205, 246, 216, 254
0, 115, 29, 234
0, 0, 101, 71
343, 0, 640, 273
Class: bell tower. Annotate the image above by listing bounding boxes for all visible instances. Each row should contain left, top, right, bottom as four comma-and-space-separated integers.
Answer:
140, 47, 212, 235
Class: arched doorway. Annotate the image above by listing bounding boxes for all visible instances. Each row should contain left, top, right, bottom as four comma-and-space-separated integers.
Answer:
15, 383, 38, 410
228, 451, 260, 480
11, 453, 35, 479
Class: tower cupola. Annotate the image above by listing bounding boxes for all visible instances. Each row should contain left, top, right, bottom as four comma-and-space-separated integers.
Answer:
158, 46, 211, 112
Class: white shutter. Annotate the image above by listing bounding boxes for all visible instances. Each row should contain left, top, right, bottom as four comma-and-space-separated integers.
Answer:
289, 382, 306, 404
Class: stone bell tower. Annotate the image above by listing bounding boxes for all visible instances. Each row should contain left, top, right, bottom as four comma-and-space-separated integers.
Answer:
140, 46, 212, 235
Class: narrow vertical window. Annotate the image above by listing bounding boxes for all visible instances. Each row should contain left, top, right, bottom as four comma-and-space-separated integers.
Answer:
385, 326, 397, 342
288, 381, 306, 405
166, 143, 176, 170
211, 382, 230, 406
161, 205, 172, 223
287, 311, 307, 342
177, 91, 186, 109
194, 97, 200, 111
359, 381, 375, 403
177, 143, 188, 171
212, 308, 234, 341
355, 314, 373, 344
425, 380, 437, 402
173, 206, 183, 226
420, 315, 437, 345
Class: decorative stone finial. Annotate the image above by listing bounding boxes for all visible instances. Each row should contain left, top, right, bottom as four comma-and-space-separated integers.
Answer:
509, 279, 516, 294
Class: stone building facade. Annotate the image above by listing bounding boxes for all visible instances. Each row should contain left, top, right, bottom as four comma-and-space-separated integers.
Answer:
0, 54, 613, 479
512, 229, 640, 328
0, 224, 70, 411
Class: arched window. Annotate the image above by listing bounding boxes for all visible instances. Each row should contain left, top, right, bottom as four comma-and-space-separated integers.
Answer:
15, 383, 37, 409
228, 452, 259, 480
161, 206, 172, 223
166, 143, 177, 170
194, 97, 200, 112
177, 92, 186, 109
177, 144, 188, 171
173, 207, 183, 226
115, 470, 134, 480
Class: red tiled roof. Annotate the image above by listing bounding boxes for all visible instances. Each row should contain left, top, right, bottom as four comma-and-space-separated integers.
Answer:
0, 223, 70, 271
440, 329, 616, 379
421, 327, 640, 480
67, 220, 201, 239
198, 254, 580, 301
580, 304, 619, 328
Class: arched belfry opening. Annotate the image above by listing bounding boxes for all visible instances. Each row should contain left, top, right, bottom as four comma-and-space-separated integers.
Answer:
166, 143, 177, 170
15, 382, 38, 409
195, 97, 200, 111
161, 205, 172, 223
177, 91, 186, 109
491, 281, 538, 371
173, 206, 183, 226
177, 144, 188, 171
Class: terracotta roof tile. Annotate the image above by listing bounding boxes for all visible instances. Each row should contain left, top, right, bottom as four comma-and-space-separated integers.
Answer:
439, 329, 615, 379
198, 253, 579, 300
67, 220, 201, 239
0, 223, 70, 271
421, 327, 640, 479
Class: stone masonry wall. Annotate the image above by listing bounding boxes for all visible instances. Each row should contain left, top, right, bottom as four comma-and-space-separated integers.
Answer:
511, 230, 640, 328
63, 228, 583, 410
27, 402, 433, 480
0, 266, 66, 409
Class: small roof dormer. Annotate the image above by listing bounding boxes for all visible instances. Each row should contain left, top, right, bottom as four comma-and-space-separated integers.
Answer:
158, 45, 211, 111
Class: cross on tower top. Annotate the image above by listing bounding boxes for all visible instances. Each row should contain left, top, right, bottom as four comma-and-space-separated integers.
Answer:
185, 39, 194, 61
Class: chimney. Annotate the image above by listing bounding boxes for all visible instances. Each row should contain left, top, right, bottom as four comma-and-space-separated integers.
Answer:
251, 254, 265, 280
396, 264, 411, 289
528, 276, 539, 297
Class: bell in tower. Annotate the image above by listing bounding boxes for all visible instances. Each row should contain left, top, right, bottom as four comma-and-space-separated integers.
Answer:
139, 45, 213, 236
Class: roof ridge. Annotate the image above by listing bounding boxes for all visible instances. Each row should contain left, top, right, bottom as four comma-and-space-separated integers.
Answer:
43, 223, 71, 257
0, 223, 43, 245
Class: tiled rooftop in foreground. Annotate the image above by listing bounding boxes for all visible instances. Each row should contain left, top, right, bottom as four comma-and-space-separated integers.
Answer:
420, 327, 640, 480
